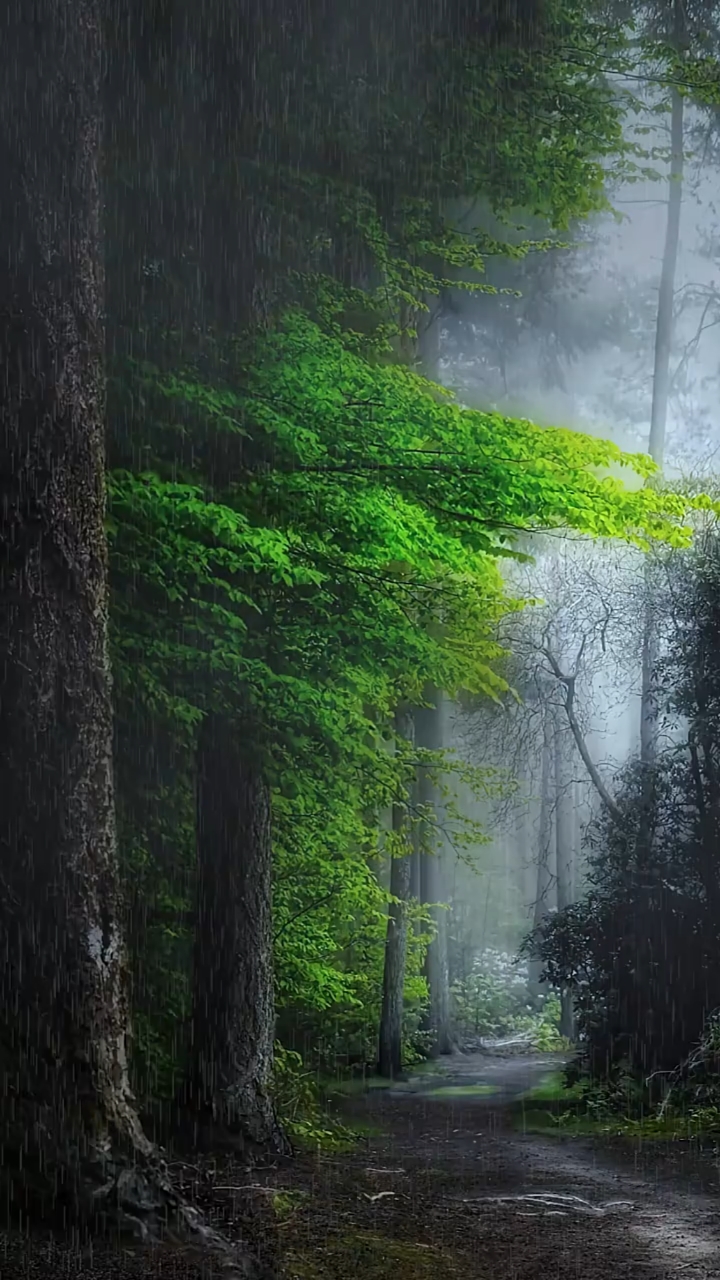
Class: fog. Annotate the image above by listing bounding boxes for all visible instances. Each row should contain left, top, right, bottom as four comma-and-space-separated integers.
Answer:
434, 91, 720, 976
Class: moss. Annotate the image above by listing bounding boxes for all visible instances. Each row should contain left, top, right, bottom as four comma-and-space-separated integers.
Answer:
272, 1189, 309, 1220
422, 1083, 497, 1099
281, 1230, 464, 1280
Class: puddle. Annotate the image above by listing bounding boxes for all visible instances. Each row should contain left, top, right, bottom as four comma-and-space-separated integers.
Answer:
451, 1191, 635, 1217
421, 1084, 498, 1099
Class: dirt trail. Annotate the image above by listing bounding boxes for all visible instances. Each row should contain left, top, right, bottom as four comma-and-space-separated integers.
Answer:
270, 1049, 720, 1280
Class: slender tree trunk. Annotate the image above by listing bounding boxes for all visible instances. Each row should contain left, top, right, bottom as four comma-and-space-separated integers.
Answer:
529, 707, 554, 995
378, 708, 415, 1078
410, 842, 422, 904
641, 9, 684, 765
189, 714, 287, 1152
647, 87, 684, 465
417, 295, 443, 381
553, 713, 575, 1040
416, 690, 455, 1056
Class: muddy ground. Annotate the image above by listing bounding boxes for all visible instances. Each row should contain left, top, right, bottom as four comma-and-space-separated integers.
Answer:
4, 1050, 720, 1278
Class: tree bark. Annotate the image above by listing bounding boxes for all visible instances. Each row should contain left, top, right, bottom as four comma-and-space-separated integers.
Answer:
0, 0, 148, 1223
0, 7, 270, 1272
544, 646, 623, 824
377, 708, 415, 1078
416, 690, 455, 1057
189, 714, 287, 1153
641, 0, 684, 765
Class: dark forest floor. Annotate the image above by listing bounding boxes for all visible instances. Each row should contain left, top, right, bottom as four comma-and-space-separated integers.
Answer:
5, 1050, 720, 1279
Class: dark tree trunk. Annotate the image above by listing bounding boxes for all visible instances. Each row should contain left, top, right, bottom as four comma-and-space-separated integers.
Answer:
189, 714, 287, 1153
0, 11, 270, 1272
378, 708, 415, 1078
0, 0, 152, 1223
416, 691, 455, 1057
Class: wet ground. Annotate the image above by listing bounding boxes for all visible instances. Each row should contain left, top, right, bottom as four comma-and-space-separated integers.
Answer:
5, 1050, 720, 1278
272, 1049, 720, 1280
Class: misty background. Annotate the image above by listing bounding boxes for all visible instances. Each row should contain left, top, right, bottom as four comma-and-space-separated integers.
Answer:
427, 84, 719, 991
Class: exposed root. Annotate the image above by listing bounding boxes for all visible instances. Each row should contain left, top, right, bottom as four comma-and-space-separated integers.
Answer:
87, 1154, 274, 1279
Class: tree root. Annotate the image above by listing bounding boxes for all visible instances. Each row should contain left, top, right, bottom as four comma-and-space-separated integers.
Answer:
87, 1154, 275, 1279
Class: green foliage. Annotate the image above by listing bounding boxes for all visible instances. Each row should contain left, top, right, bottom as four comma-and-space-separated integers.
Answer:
272, 1045, 357, 1151
528, 996, 571, 1052
104, 0, 720, 1111
109, 303, 711, 1093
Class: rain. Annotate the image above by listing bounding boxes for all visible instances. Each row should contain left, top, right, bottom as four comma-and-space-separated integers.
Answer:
2, 1, 720, 1278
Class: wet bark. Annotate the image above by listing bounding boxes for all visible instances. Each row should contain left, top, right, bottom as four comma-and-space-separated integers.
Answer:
0, 0, 148, 1224
189, 714, 287, 1153
0, 11, 271, 1272
416, 691, 456, 1057
378, 708, 416, 1078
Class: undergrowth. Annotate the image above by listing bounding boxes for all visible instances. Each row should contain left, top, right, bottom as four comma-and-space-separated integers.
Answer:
272, 1044, 359, 1150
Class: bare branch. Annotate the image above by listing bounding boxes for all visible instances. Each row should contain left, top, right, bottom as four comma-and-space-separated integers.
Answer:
542, 645, 623, 824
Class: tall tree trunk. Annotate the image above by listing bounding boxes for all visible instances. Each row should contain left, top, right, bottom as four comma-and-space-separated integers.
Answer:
189, 713, 287, 1152
0, 0, 145, 1223
553, 712, 575, 1040
641, 3, 684, 765
529, 707, 554, 995
0, 8, 270, 1272
416, 690, 455, 1056
378, 708, 415, 1078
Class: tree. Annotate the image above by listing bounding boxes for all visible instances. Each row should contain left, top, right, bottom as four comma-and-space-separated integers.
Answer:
536, 524, 720, 1082
641, 0, 687, 765
529, 705, 556, 995
0, 6, 269, 1272
416, 693, 456, 1057
553, 707, 577, 1039
188, 713, 287, 1151
378, 708, 417, 1078
0, 0, 152, 1225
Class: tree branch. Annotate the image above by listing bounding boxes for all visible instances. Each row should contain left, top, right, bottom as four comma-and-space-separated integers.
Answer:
542, 644, 623, 824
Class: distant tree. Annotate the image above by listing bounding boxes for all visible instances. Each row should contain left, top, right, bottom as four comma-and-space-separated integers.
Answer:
535, 523, 720, 1082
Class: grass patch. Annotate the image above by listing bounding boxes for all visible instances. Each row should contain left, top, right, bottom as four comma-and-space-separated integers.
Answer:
510, 1070, 720, 1142
321, 1059, 448, 1099
322, 1075, 395, 1097
281, 1230, 464, 1280
423, 1083, 497, 1099
518, 1070, 584, 1104
510, 1069, 602, 1136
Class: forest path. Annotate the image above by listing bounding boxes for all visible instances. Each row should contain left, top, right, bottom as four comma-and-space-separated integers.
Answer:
271, 1048, 720, 1280
5, 1051, 720, 1278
